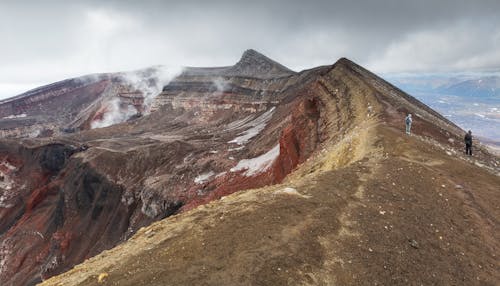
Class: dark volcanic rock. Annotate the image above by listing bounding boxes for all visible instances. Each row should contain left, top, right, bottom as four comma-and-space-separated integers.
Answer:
39, 144, 75, 173
0, 50, 497, 286
0, 50, 306, 285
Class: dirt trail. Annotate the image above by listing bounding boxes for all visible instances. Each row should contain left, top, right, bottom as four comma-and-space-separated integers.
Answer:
39, 120, 500, 286
35, 58, 500, 286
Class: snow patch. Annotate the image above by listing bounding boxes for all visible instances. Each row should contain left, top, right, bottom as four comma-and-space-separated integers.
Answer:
215, 171, 227, 178
194, 171, 215, 184
224, 115, 254, 131
228, 107, 275, 145
2, 113, 27, 119
274, 187, 311, 198
230, 144, 280, 176
0, 161, 17, 207
228, 146, 244, 152
28, 129, 41, 138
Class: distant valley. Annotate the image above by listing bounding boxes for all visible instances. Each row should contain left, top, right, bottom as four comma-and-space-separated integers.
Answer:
386, 74, 500, 143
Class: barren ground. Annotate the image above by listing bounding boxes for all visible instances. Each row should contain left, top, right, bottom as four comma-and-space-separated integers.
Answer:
40, 121, 499, 285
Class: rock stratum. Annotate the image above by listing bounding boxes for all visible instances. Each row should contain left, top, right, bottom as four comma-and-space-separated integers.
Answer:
0, 50, 498, 286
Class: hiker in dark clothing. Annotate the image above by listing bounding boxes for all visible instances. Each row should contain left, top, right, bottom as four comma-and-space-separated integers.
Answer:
464, 130, 473, 156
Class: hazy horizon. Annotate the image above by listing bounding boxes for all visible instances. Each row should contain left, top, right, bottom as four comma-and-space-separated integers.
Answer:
1, 0, 500, 98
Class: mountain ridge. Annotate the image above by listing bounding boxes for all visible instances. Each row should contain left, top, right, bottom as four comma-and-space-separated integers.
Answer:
39, 52, 500, 286
0, 50, 498, 285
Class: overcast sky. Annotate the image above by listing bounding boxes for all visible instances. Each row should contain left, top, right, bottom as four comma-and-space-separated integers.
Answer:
1, 0, 499, 98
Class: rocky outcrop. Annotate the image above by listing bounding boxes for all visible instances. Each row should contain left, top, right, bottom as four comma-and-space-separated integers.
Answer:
0, 68, 167, 139
37, 53, 500, 286
0, 50, 309, 285
1, 50, 498, 286
223, 49, 295, 78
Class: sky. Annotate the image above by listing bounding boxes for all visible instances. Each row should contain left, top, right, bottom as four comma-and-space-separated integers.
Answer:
0, 0, 499, 98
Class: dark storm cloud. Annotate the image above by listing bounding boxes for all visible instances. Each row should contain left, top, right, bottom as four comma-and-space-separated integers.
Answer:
1, 0, 499, 98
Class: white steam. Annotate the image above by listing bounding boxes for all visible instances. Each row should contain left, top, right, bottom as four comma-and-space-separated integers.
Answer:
120, 65, 183, 113
91, 98, 137, 129
212, 77, 229, 94
91, 65, 182, 129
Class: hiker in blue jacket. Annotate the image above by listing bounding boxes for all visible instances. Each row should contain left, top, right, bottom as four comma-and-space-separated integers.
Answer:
405, 114, 412, 135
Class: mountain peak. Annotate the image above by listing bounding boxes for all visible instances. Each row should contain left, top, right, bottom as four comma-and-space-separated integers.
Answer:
224, 49, 295, 78
239, 49, 270, 62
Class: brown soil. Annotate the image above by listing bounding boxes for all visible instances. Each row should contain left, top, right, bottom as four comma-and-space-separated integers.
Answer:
3, 53, 497, 286
39, 120, 500, 285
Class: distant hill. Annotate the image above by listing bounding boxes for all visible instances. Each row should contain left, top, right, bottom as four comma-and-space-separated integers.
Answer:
436, 76, 500, 98
387, 74, 500, 98
386, 74, 500, 143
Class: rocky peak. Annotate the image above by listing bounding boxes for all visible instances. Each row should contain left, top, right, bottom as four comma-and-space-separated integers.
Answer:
224, 49, 296, 79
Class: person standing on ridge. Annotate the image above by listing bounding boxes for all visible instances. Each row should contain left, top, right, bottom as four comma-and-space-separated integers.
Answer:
405, 113, 412, 135
464, 130, 473, 156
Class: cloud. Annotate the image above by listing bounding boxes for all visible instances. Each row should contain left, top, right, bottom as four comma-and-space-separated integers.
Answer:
368, 18, 500, 73
0, 0, 499, 99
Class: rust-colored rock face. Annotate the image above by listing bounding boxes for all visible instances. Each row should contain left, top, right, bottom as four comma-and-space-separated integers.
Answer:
0, 50, 494, 286
0, 50, 314, 285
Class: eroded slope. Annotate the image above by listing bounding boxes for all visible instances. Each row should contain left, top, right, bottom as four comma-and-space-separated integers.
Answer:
40, 58, 500, 285
1, 51, 334, 285
39, 118, 499, 286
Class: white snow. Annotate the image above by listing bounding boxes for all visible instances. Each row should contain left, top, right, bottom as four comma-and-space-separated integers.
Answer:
2, 113, 27, 119
0, 191, 14, 208
228, 107, 275, 145
1, 161, 16, 171
215, 171, 227, 178
228, 146, 244, 152
474, 113, 486, 118
224, 115, 254, 132
194, 171, 215, 184
230, 144, 280, 176
28, 129, 41, 138
0, 161, 17, 207
273, 187, 311, 198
